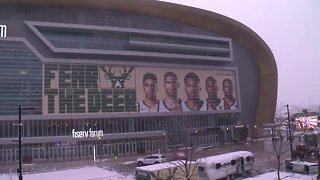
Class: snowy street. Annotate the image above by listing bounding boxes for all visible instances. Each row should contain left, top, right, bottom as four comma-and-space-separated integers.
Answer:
0, 139, 318, 179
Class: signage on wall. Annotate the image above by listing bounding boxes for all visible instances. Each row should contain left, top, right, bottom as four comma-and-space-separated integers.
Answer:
0, 25, 7, 38
72, 129, 104, 139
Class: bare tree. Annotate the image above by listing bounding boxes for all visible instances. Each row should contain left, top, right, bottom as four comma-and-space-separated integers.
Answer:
269, 122, 288, 180
258, 104, 297, 179
167, 130, 204, 180
274, 103, 286, 125
150, 168, 177, 180
150, 171, 162, 180
166, 167, 178, 180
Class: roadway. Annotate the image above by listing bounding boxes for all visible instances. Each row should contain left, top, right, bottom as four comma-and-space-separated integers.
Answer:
0, 138, 304, 178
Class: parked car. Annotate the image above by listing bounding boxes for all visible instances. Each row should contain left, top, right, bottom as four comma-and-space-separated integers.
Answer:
172, 152, 187, 161
136, 154, 166, 166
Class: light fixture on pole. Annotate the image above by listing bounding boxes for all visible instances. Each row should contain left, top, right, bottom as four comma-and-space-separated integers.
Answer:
16, 106, 34, 180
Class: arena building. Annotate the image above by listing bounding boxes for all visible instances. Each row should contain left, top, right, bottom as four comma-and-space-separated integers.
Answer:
0, 0, 277, 163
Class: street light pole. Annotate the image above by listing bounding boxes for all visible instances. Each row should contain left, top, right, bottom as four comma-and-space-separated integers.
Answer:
316, 137, 320, 180
18, 106, 22, 180
17, 106, 34, 180
286, 104, 294, 160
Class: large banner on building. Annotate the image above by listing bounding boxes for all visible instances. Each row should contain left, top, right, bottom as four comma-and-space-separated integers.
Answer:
43, 64, 239, 114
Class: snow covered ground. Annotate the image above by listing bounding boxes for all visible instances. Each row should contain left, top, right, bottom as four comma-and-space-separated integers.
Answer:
244, 171, 317, 180
0, 166, 135, 180
0, 163, 317, 180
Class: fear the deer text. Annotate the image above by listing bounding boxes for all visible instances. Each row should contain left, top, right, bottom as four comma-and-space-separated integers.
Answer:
43, 64, 136, 114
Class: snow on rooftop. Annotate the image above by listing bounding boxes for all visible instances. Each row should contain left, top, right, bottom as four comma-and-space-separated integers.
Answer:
136, 161, 196, 172
291, 161, 318, 166
200, 151, 253, 165
0, 166, 134, 180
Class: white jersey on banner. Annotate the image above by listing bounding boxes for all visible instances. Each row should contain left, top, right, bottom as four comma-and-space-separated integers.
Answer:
181, 100, 207, 111
137, 101, 150, 112
216, 99, 238, 110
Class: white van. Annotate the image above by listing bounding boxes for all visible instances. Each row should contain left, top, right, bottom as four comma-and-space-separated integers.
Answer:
198, 151, 254, 180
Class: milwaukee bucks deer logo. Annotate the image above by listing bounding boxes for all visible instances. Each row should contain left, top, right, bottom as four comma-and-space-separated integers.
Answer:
100, 66, 134, 88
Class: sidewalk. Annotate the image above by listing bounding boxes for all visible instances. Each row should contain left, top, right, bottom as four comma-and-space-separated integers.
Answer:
0, 155, 138, 177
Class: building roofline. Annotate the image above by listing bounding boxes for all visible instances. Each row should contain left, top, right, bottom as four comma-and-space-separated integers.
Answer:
1, 0, 277, 126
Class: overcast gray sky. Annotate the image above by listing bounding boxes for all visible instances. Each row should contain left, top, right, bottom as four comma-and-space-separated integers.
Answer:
159, 0, 320, 109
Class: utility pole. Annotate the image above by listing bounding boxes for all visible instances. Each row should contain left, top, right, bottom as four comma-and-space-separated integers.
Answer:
286, 104, 294, 160
317, 150, 320, 180
17, 106, 34, 180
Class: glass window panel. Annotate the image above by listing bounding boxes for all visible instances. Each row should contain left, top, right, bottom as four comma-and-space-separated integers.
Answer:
0, 41, 42, 115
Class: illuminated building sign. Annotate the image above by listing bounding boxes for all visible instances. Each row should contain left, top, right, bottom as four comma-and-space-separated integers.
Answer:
71, 129, 104, 138
0, 24, 7, 38
295, 116, 318, 130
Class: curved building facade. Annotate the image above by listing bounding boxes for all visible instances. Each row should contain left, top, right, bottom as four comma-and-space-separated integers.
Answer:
0, 0, 277, 163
